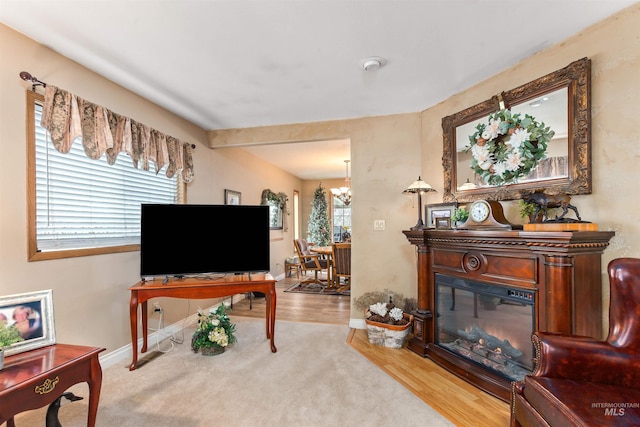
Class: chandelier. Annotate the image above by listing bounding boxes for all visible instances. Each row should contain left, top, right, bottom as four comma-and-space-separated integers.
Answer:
331, 160, 352, 205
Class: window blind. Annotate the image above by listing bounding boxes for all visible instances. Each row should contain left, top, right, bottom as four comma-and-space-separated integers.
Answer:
34, 103, 179, 251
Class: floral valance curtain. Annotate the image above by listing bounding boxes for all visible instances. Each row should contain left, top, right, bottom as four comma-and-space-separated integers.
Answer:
41, 85, 194, 182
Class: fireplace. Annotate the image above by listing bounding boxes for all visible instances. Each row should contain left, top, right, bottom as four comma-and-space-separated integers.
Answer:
403, 228, 614, 401
435, 274, 534, 382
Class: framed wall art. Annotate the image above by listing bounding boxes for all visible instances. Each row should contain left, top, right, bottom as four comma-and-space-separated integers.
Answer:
425, 202, 457, 228
0, 289, 56, 356
224, 189, 241, 205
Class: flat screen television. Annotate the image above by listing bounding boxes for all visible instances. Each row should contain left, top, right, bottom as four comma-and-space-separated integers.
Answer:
140, 204, 270, 278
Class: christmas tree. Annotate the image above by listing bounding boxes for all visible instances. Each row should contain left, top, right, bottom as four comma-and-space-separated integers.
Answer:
307, 184, 331, 246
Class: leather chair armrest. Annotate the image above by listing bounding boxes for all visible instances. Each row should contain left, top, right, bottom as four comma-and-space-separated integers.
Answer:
533, 332, 640, 388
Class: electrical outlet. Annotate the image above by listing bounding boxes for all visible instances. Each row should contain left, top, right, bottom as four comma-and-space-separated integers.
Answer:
374, 219, 385, 231
153, 302, 162, 313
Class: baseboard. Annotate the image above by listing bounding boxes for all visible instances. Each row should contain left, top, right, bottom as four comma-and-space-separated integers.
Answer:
350, 318, 366, 329
99, 296, 248, 369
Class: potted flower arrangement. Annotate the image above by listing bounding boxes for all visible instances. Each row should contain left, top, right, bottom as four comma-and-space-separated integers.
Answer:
365, 302, 413, 349
0, 321, 24, 370
191, 305, 236, 356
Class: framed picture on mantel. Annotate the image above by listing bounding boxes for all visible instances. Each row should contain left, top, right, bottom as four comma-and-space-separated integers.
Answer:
224, 189, 241, 205
426, 202, 457, 228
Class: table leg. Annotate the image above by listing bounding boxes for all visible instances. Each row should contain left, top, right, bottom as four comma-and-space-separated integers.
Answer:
87, 355, 103, 426
141, 301, 148, 353
129, 292, 139, 371
268, 285, 277, 353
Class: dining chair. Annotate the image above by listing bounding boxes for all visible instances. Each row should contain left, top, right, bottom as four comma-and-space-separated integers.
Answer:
284, 254, 302, 278
293, 239, 328, 288
331, 242, 351, 292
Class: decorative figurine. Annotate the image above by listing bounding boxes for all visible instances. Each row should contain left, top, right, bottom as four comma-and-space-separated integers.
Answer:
521, 191, 582, 222
45, 392, 83, 427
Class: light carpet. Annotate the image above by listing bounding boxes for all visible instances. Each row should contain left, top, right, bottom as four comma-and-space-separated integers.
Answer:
13, 318, 452, 426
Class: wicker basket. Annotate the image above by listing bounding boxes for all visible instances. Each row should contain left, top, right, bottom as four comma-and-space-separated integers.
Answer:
365, 312, 413, 348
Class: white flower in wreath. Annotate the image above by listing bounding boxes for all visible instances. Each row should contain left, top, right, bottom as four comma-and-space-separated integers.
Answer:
483, 117, 502, 140
465, 109, 554, 186
471, 145, 492, 170
509, 128, 531, 149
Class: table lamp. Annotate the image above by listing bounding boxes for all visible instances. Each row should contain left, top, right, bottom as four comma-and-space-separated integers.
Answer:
403, 176, 436, 230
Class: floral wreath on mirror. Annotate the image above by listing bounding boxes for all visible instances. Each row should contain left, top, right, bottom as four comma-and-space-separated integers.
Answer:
465, 109, 554, 186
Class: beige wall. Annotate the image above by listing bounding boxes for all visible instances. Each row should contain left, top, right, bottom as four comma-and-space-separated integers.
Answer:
0, 23, 301, 353
421, 5, 640, 331
209, 114, 424, 325
2, 4, 638, 355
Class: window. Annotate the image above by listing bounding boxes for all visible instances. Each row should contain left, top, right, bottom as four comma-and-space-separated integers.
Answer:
332, 196, 351, 242
27, 91, 182, 260
292, 190, 300, 241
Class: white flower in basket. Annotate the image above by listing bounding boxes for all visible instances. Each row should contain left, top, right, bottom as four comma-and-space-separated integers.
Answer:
365, 302, 413, 349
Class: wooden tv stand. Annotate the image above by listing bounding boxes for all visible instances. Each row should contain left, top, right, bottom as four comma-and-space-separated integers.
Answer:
128, 273, 276, 370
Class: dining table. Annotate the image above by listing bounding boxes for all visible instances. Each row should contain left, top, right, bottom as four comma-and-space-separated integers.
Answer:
309, 245, 334, 288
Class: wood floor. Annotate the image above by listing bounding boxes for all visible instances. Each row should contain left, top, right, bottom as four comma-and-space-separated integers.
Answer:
230, 275, 511, 427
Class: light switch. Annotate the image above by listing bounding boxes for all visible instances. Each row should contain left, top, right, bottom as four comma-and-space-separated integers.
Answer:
374, 219, 385, 231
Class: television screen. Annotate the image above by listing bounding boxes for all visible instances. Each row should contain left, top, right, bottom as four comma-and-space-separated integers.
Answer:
140, 204, 270, 277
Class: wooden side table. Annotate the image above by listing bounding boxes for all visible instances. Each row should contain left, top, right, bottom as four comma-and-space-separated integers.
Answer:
0, 344, 105, 427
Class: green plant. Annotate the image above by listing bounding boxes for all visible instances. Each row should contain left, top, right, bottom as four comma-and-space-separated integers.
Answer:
452, 206, 469, 223
191, 305, 236, 353
0, 322, 24, 349
518, 199, 537, 219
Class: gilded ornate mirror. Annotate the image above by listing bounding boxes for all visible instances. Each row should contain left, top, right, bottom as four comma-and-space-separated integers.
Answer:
442, 58, 591, 202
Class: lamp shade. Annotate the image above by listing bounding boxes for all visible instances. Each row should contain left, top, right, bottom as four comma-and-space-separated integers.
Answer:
403, 176, 435, 230
403, 176, 435, 194
459, 178, 477, 191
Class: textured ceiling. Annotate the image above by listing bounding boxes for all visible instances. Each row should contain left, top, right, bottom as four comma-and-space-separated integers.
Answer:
1, 0, 635, 179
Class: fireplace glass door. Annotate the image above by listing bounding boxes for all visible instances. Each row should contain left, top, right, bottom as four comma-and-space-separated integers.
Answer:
435, 274, 535, 382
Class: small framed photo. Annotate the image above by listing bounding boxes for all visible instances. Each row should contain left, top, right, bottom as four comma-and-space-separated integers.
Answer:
435, 217, 451, 229
224, 189, 241, 205
0, 290, 56, 356
425, 202, 458, 228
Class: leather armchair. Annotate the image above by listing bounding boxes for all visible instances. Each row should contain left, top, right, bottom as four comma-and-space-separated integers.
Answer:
511, 257, 640, 427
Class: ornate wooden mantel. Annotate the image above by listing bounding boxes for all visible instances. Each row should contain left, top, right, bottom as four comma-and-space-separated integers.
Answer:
403, 228, 614, 401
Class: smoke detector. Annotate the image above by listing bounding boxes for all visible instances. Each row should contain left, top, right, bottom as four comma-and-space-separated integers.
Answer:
361, 56, 386, 72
